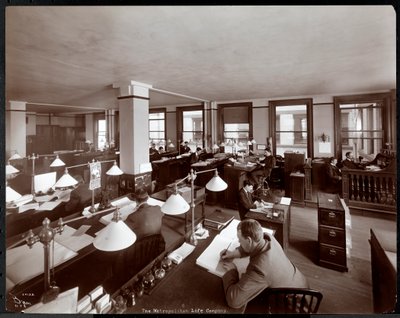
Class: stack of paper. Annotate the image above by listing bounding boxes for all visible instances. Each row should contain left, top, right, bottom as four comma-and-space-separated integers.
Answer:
167, 242, 195, 264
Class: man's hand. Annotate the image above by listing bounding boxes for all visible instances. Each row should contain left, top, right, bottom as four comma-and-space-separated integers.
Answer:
221, 260, 237, 271
220, 249, 235, 260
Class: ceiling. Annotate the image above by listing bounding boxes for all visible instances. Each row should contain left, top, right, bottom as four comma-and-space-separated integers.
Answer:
5, 5, 396, 114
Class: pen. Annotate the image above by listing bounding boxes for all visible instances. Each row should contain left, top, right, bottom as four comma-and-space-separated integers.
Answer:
223, 241, 233, 256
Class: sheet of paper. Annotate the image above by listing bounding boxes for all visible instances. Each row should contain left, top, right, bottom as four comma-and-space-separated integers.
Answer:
37, 200, 62, 211
111, 196, 135, 208
18, 202, 39, 213
34, 172, 56, 193
280, 197, 292, 205
196, 234, 249, 278
6, 241, 78, 286
54, 225, 94, 252
14, 194, 34, 207
72, 224, 91, 236
23, 287, 79, 313
147, 197, 164, 207
99, 203, 136, 225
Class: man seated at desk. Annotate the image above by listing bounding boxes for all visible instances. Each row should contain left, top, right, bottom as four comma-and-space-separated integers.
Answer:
238, 180, 259, 220
324, 157, 342, 194
180, 141, 191, 154
340, 151, 363, 169
220, 219, 309, 313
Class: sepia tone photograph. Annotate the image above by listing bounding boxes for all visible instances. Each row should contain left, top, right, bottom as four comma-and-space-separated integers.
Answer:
3, 4, 397, 315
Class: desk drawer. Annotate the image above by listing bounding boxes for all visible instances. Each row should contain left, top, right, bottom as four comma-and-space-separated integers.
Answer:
319, 209, 344, 228
319, 244, 346, 267
319, 227, 345, 247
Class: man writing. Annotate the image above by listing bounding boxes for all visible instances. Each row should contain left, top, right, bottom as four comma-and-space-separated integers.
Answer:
220, 219, 308, 312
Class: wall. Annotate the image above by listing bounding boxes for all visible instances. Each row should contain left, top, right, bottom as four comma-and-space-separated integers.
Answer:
85, 114, 94, 143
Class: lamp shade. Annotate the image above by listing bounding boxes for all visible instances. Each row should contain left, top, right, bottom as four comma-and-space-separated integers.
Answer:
106, 161, 123, 176
9, 153, 22, 160
161, 193, 190, 215
50, 155, 66, 167
247, 141, 252, 146
212, 144, 219, 150
6, 164, 19, 175
251, 139, 257, 144
54, 169, 78, 188
206, 172, 228, 192
6, 186, 22, 203
93, 220, 137, 251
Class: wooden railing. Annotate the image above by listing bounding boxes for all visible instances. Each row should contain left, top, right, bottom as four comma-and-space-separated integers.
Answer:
342, 168, 396, 215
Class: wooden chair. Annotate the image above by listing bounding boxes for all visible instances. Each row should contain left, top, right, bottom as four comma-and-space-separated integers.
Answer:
245, 287, 323, 314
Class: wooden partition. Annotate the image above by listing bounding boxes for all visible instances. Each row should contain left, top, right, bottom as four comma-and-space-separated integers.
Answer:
342, 168, 396, 216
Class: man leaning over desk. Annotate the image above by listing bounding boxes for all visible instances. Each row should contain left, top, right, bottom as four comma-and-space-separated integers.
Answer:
220, 219, 309, 313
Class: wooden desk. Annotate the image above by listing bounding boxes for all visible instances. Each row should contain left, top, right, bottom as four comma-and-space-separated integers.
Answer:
244, 203, 290, 251
123, 228, 244, 314
150, 189, 206, 238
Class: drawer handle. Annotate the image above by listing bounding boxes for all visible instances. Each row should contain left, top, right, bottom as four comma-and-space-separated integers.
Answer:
329, 249, 337, 256
328, 212, 336, 218
329, 230, 336, 237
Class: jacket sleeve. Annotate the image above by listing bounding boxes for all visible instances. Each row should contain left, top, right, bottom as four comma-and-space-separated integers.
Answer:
222, 260, 270, 309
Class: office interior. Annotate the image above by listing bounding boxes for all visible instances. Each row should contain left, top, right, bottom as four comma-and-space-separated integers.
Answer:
4, 5, 397, 314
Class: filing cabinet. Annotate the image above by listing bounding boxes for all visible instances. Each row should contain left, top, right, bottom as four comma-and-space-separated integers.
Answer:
317, 192, 348, 271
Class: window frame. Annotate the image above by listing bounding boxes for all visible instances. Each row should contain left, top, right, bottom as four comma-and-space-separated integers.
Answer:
176, 105, 205, 149
149, 108, 167, 147
334, 93, 390, 160
269, 98, 313, 158
217, 102, 253, 153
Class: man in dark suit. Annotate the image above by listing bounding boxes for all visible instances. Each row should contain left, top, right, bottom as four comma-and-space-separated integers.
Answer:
324, 157, 342, 194
180, 141, 191, 154
341, 151, 362, 169
238, 180, 257, 220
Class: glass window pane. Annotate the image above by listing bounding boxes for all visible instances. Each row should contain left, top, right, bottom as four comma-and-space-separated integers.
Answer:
183, 110, 203, 132
224, 123, 249, 131
276, 132, 307, 157
98, 120, 106, 131
149, 120, 165, 131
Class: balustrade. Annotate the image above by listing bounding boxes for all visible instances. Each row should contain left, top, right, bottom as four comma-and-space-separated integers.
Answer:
342, 168, 396, 216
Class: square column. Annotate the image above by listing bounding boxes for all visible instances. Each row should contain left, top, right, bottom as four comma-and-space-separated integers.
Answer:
6, 101, 27, 158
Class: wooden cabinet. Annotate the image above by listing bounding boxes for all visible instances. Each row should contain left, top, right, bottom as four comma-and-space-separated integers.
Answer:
317, 192, 348, 272
290, 172, 304, 204
284, 152, 305, 196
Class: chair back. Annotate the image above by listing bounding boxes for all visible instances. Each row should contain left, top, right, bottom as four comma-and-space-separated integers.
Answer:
263, 287, 323, 314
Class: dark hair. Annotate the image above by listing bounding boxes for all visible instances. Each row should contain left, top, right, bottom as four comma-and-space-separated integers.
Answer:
345, 152, 352, 158
136, 189, 149, 203
237, 219, 263, 242
329, 157, 335, 163
243, 180, 253, 187
196, 147, 202, 152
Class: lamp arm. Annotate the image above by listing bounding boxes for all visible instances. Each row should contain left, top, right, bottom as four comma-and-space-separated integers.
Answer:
194, 168, 218, 175
66, 159, 119, 170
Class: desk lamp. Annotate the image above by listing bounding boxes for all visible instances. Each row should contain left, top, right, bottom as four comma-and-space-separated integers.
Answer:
28, 153, 39, 196
6, 162, 19, 176
6, 183, 22, 203
49, 155, 66, 167
10, 205, 136, 304
161, 168, 227, 246
53, 168, 79, 189
9, 151, 22, 160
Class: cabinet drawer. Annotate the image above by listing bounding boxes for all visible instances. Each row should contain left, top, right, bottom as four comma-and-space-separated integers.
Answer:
319, 244, 346, 267
319, 227, 345, 247
319, 209, 344, 228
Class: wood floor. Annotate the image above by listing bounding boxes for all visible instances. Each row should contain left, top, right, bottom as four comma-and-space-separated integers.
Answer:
162, 201, 396, 314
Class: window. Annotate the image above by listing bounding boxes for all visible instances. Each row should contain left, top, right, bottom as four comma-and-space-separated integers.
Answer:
97, 119, 107, 149
270, 99, 313, 158
182, 110, 203, 151
218, 103, 253, 153
334, 93, 390, 161
149, 109, 166, 148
